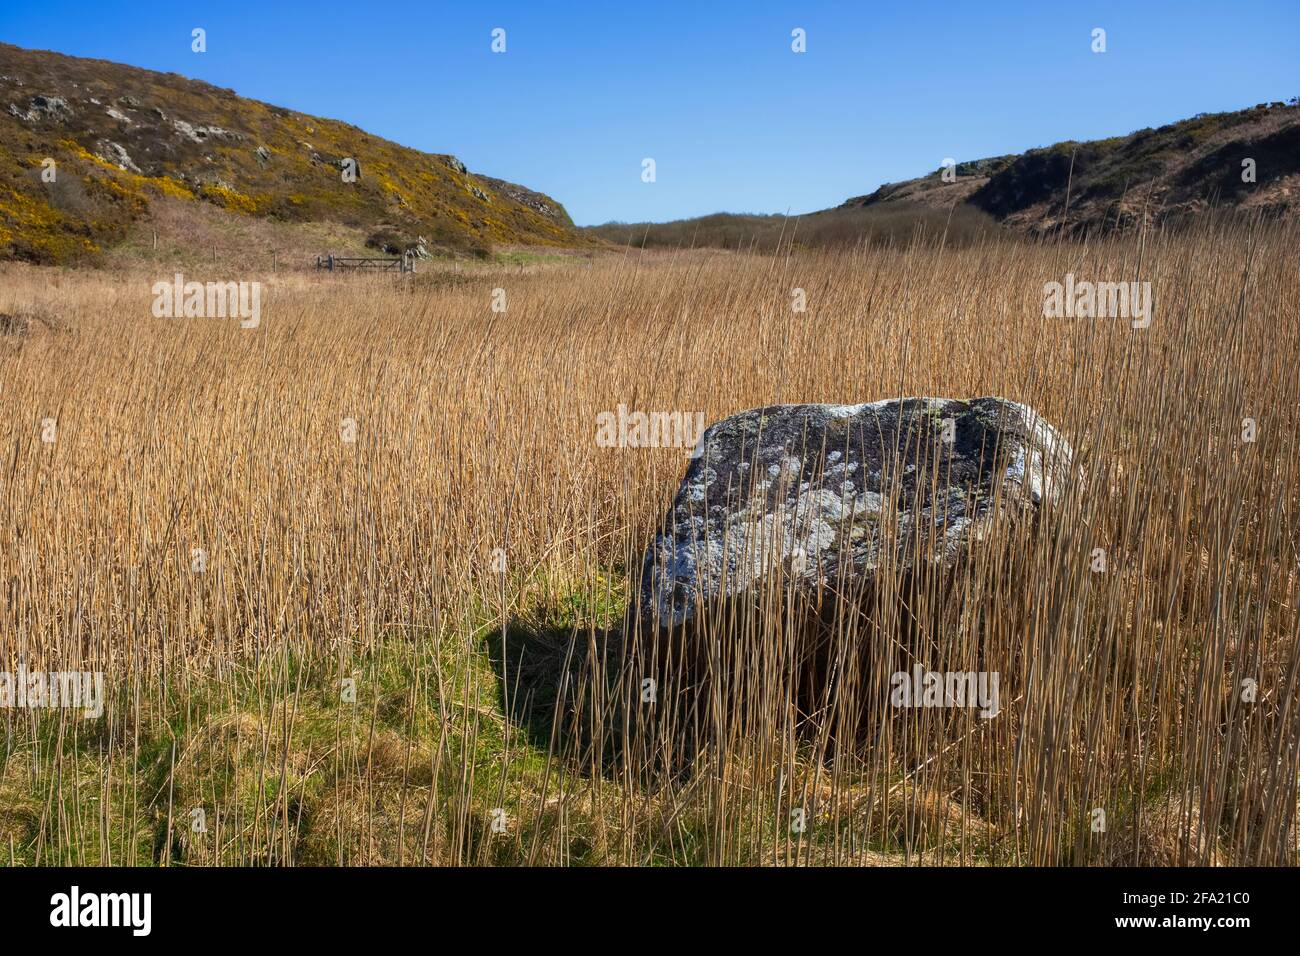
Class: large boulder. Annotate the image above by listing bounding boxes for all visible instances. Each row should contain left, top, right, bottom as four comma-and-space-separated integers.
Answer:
636, 397, 1074, 630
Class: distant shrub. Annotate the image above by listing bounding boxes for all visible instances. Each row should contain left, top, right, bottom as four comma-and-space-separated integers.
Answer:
585, 203, 1003, 253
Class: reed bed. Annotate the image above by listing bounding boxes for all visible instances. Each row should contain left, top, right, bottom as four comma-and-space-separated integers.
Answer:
0, 217, 1296, 865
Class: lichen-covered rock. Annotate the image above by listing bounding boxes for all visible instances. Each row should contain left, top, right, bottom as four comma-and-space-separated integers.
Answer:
172, 119, 242, 143
94, 140, 141, 173
8, 94, 73, 122
637, 398, 1073, 628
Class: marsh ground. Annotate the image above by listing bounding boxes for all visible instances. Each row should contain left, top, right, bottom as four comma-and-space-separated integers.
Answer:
1, 221, 1297, 865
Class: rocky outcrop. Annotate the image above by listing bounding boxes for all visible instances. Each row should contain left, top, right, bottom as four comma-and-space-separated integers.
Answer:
7, 94, 73, 122
477, 175, 575, 226
94, 139, 141, 173
637, 398, 1073, 629
172, 119, 242, 143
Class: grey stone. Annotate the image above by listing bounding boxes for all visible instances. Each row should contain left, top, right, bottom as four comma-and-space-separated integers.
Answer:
94, 140, 142, 174
173, 119, 242, 143
10, 95, 73, 122
636, 397, 1074, 628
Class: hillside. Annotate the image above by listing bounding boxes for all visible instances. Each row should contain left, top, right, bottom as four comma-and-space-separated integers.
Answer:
841, 101, 1300, 236
586, 101, 1300, 251
0, 42, 588, 264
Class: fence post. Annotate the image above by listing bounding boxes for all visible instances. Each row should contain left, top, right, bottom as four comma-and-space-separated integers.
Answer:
328, 254, 334, 272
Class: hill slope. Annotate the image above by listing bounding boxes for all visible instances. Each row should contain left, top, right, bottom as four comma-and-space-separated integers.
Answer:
840, 101, 1300, 236
0, 42, 587, 263
584, 102, 1300, 252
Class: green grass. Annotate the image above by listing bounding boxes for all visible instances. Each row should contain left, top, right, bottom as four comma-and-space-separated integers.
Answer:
492, 250, 581, 267
0, 564, 641, 866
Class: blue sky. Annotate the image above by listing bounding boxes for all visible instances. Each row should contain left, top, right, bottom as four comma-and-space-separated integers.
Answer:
3, 1, 1297, 225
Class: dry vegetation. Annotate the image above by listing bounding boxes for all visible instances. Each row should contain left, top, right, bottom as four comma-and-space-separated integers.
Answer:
0, 216, 1297, 866
583, 202, 999, 252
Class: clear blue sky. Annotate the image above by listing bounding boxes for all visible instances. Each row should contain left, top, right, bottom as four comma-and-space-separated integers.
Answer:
3, 1, 1297, 225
